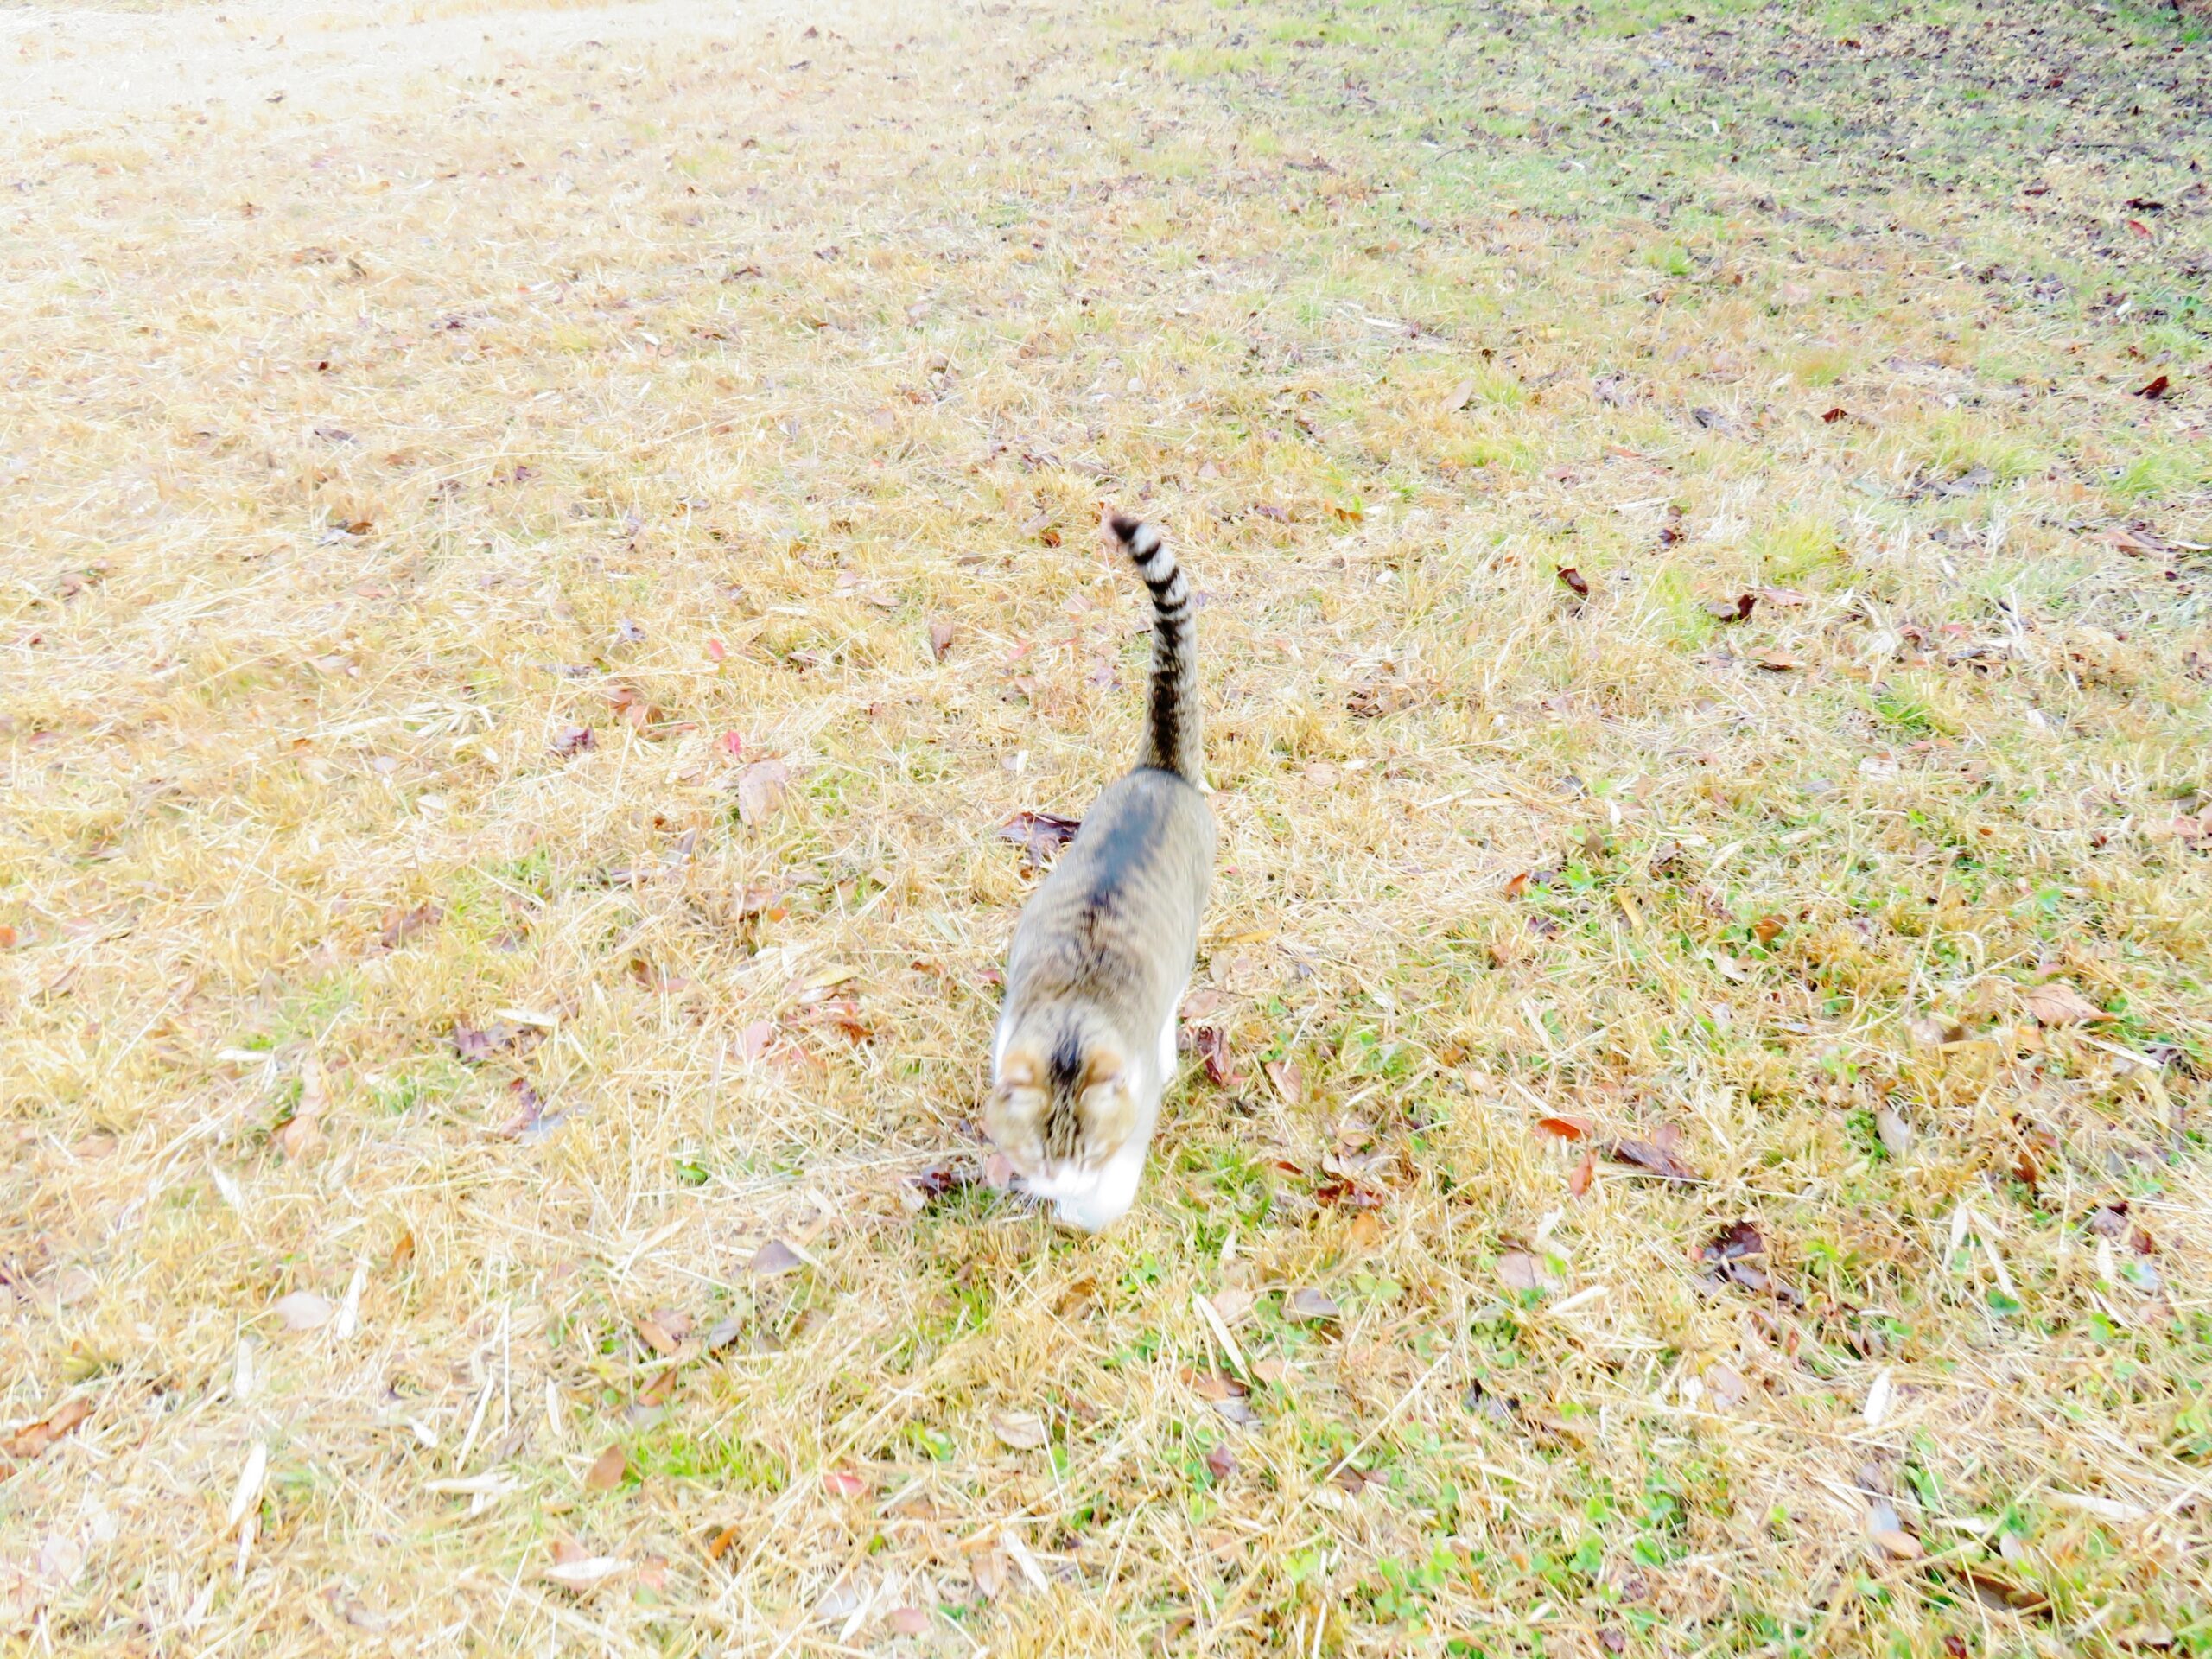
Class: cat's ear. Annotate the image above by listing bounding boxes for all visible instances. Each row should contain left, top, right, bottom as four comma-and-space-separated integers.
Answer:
1076, 1046, 1136, 1140
986, 1044, 1049, 1150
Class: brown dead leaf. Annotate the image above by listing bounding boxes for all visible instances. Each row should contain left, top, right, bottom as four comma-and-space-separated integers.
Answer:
991, 1408, 1049, 1450
1503, 870, 1531, 899
550, 724, 594, 758
1752, 913, 1785, 946
1555, 565, 1590, 599
1441, 375, 1478, 414
1285, 1287, 1340, 1321
735, 759, 792, 826
1756, 653, 1803, 671
607, 683, 668, 734
1821, 405, 1849, 423
1867, 1499, 1923, 1559
1187, 1024, 1240, 1088
1704, 593, 1757, 622
2024, 982, 2113, 1026
1609, 1128, 1700, 1182
637, 1313, 683, 1357
972, 1549, 1009, 1599
997, 810, 1082, 865
1567, 1147, 1596, 1197
1535, 1115, 1592, 1142
2, 1398, 91, 1466
746, 1239, 803, 1277
928, 620, 956, 661
2133, 375, 2170, 400
378, 902, 441, 949
1497, 1249, 1556, 1294
584, 1444, 626, 1492
1204, 1443, 1237, 1481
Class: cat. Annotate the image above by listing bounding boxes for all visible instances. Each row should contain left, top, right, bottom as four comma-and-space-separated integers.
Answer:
983, 514, 1215, 1230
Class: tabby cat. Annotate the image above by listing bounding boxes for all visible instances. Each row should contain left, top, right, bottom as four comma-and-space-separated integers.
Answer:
984, 515, 1215, 1230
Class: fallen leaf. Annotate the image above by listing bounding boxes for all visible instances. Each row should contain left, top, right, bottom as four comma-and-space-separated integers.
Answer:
1188, 1024, 1240, 1087
1907, 1014, 1966, 1046
611, 617, 646, 646
1535, 1115, 1592, 1142
1441, 375, 1478, 413
583, 1444, 626, 1492
1752, 913, 1784, 946
1756, 653, 1803, 671
991, 1409, 1049, 1450
378, 902, 441, 949
273, 1291, 333, 1331
1755, 586, 1809, 607
972, 1550, 1009, 1599
1204, 1443, 1237, 1480
1867, 1499, 1923, 1559
823, 1467, 869, 1499
1, 1399, 91, 1465
0, 924, 16, 948
1821, 406, 1849, 423
543, 1556, 627, 1590
1704, 594, 1757, 622
885, 1607, 930, 1637
607, 683, 666, 734
452, 1020, 533, 1064
1876, 1107, 1911, 1157
746, 1239, 803, 1277
1609, 1128, 1700, 1182
997, 810, 1082, 864
637, 1315, 682, 1357
1555, 565, 1590, 599
1209, 1286, 1255, 1325
2133, 375, 2169, 400
928, 620, 956, 661
735, 759, 792, 825
1503, 870, 1531, 899
1567, 1147, 1596, 1197
735, 1020, 776, 1062
2024, 982, 2113, 1027
1263, 1058, 1305, 1106
498, 1076, 551, 1138
1285, 1287, 1340, 1321
550, 724, 594, 758
1497, 1249, 1554, 1294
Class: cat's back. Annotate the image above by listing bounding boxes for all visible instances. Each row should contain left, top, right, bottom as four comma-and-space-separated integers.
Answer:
1057, 766, 1212, 906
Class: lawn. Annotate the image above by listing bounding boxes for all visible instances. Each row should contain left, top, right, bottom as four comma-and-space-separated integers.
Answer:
2, 0, 2209, 1651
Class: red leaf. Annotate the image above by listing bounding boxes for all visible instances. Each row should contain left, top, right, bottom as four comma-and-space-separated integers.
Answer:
705, 639, 727, 663
1821, 406, 1848, 423
1555, 565, 1590, 599
1567, 1148, 1596, 1198
823, 1467, 869, 1499
2133, 374, 2170, 400
1535, 1115, 1592, 1142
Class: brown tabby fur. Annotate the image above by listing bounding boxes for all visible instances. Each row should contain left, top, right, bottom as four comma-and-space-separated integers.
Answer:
983, 515, 1214, 1230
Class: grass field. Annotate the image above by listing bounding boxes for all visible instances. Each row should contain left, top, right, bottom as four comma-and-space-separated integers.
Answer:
3, 0, 2211, 1650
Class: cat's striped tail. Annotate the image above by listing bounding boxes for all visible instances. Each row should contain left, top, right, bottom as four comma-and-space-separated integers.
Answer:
1109, 515, 1201, 785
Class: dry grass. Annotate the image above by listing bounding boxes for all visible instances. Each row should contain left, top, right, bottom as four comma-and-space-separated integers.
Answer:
3, 0, 2211, 1650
